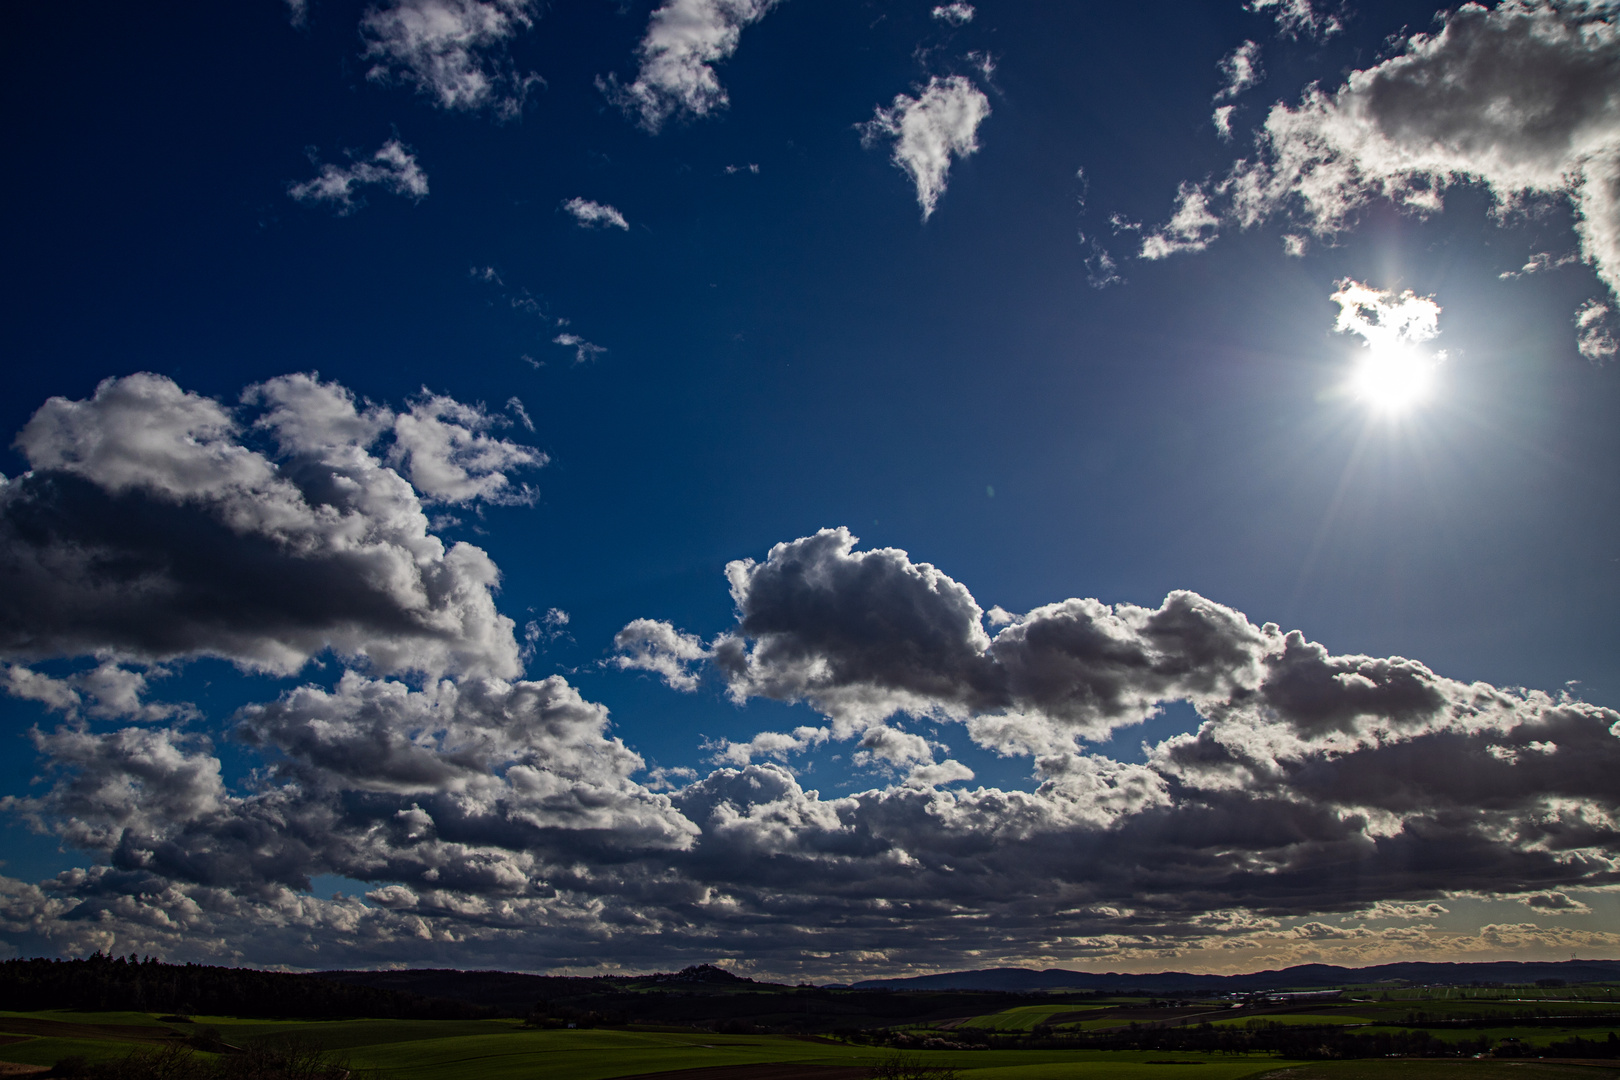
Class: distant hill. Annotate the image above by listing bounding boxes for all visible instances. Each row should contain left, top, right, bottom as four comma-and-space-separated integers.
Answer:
851, 959, 1620, 993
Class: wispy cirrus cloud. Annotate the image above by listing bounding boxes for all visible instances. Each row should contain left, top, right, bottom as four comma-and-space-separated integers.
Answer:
1245, 0, 1341, 40
561, 197, 629, 230
860, 75, 991, 219
601, 0, 783, 133
553, 332, 607, 363
288, 139, 428, 214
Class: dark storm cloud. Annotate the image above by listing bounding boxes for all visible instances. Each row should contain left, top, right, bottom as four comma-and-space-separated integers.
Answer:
0, 374, 536, 678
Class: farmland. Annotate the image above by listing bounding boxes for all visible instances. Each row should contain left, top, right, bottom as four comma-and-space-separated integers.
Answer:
2, 957, 1619, 1080
1, 994, 1618, 1080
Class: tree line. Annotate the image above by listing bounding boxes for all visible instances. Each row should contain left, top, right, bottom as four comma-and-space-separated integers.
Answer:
0, 954, 493, 1020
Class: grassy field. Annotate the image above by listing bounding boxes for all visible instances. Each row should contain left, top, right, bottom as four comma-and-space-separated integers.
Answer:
0, 1009, 1616, 1080
1248, 1064, 1619, 1079
0, 1013, 1301, 1080
1205, 1014, 1377, 1028
962, 1005, 1113, 1031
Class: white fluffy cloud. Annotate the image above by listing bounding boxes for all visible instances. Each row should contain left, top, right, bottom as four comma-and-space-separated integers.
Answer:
5, 495, 1617, 974
1, 662, 190, 723
561, 197, 630, 230
860, 76, 991, 220
361, 0, 540, 116
0, 373, 537, 678
611, 618, 712, 691
388, 392, 545, 505
603, 0, 782, 133
288, 140, 428, 214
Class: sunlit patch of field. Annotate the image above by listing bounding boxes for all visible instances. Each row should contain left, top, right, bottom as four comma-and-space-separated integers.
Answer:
961, 1006, 1112, 1031
1206, 1015, 1375, 1028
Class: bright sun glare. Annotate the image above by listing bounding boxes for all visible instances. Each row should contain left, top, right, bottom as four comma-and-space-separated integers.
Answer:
1348, 345, 1437, 414
1332, 279, 1445, 416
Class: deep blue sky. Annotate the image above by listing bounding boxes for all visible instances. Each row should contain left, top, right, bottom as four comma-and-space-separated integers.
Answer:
1, 0, 1617, 976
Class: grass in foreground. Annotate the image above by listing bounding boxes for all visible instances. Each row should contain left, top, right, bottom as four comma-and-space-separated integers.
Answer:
1252, 1062, 1620, 1079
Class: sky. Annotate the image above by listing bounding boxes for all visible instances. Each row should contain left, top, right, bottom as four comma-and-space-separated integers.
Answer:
1, 0, 1618, 981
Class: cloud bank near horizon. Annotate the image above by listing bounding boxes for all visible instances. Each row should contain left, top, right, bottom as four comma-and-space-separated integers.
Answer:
0, 378, 1615, 978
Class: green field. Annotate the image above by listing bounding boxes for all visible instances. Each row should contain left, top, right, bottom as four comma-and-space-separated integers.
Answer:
1247, 1064, 1619, 1080
963, 1005, 1113, 1031
0, 1012, 1301, 1080
1, 1009, 1617, 1080
1206, 1014, 1375, 1028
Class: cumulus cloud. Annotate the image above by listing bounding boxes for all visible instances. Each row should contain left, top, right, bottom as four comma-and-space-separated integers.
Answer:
2, 662, 190, 722
630, 528, 1282, 741
860, 76, 991, 220
561, 198, 630, 230
707, 725, 829, 766
5, 515, 1619, 975
611, 619, 711, 691
388, 391, 544, 505
1146, 0, 1620, 354
602, 0, 782, 133
288, 140, 428, 214
7, 673, 695, 906
931, 3, 974, 25
1245, 0, 1341, 40
360, 0, 540, 117
0, 373, 537, 678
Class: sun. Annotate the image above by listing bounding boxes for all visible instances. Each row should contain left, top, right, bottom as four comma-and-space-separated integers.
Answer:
1347, 344, 1438, 414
